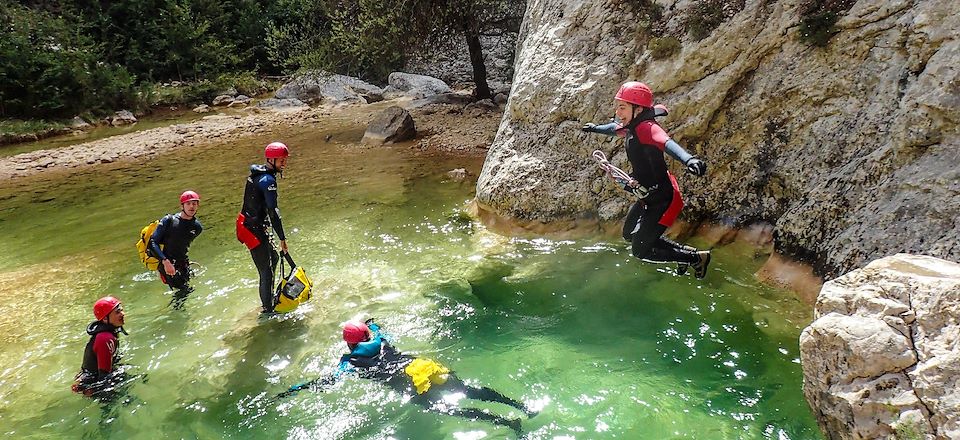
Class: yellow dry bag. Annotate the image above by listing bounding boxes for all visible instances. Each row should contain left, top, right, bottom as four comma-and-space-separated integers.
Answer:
136, 219, 162, 271
274, 252, 313, 313
404, 358, 450, 394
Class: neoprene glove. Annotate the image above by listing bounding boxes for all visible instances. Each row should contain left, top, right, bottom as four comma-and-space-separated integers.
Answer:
686, 157, 707, 176
581, 123, 598, 133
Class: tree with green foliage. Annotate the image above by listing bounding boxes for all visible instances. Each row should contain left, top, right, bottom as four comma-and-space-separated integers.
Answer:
274, 0, 524, 98
0, 3, 140, 118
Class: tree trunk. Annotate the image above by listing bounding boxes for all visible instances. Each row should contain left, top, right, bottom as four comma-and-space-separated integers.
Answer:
463, 15, 491, 100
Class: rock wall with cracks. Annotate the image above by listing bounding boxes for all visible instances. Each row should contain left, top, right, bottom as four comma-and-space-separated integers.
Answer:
799, 254, 960, 439
476, 0, 959, 277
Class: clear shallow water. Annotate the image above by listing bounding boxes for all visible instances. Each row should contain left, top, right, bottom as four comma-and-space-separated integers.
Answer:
0, 121, 821, 439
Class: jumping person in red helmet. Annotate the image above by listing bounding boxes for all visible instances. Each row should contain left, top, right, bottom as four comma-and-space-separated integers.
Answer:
583, 81, 711, 278
149, 190, 203, 298
236, 142, 291, 314
72, 296, 127, 397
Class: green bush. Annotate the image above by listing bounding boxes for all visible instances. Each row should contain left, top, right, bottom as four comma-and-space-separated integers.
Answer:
0, 119, 68, 136
797, 0, 856, 46
686, 0, 726, 41
0, 4, 140, 118
648, 36, 682, 59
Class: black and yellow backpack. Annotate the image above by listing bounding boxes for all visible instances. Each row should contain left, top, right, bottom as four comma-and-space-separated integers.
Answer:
136, 219, 163, 270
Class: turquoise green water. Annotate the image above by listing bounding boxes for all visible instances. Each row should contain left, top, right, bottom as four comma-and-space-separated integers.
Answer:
0, 123, 821, 439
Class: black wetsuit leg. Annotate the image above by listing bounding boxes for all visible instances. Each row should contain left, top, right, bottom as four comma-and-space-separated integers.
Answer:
410, 378, 522, 432
622, 200, 645, 241
249, 236, 278, 312
630, 199, 699, 264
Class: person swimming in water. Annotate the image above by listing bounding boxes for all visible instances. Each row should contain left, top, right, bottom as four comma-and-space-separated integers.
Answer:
280, 319, 537, 432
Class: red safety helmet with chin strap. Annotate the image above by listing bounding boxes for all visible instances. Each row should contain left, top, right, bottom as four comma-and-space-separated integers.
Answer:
343, 321, 370, 344
265, 142, 290, 159
179, 190, 200, 204
615, 81, 654, 108
94, 296, 121, 321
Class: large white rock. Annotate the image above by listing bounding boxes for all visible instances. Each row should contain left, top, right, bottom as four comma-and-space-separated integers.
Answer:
476, 0, 960, 276
385, 72, 451, 99
800, 254, 960, 439
275, 71, 383, 105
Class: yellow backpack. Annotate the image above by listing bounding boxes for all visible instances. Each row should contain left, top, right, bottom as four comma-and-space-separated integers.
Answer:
136, 220, 163, 270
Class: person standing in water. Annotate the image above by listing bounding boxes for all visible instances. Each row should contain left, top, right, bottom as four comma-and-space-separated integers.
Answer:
149, 191, 203, 297
280, 320, 536, 432
72, 296, 127, 397
583, 81, 712, 278
236, 142, 290, 314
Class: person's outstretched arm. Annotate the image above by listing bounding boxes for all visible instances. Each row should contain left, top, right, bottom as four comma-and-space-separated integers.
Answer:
582, 121, 620, 136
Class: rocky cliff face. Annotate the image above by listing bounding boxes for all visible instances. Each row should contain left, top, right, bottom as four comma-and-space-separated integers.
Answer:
799, 254, 960, 439
476, 0, 959, 277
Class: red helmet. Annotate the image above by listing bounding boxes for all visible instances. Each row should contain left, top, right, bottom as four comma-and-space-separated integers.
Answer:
179, 190, 200, 204
94, 296, 121, 321
343, 321, 370, 344
265, 142, 289, 159
615, 81, 653, 108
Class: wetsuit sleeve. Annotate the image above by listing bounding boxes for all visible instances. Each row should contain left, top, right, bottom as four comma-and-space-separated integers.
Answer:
333, 359, 354, 379
664, 139, 694, 164
258, 175, 286, 240
590, 122, 620, 136
149, 216, 169, 261
93, 332, 116, 375
194, 220, 203, 237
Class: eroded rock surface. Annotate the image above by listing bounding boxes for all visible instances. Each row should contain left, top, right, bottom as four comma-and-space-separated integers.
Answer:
800, 254, 960, 439
476, 0, 960, 277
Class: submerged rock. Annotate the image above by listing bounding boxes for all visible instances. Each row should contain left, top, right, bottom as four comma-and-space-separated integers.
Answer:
800, 254, 960, 439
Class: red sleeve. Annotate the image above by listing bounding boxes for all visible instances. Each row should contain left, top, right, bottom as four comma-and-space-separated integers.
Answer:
93, 332, 116, 373
636, 121, 669, 150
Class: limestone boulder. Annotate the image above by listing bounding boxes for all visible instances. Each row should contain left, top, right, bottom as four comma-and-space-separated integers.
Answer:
385, 72, 451, 99
800, 254, 960, 439
108, 110, 137, 126
361, 106, 416, 144
257, 98, 309, 110
212, 95, 234, 106
274, 71, 383, 105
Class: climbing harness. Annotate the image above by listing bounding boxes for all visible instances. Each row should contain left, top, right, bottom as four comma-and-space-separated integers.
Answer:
592, 150, 649, 199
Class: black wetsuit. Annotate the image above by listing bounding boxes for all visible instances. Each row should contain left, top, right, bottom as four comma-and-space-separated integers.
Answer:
591, 111, 700, 265
149, 213, 202, 290
238, 165, 285, 311
290, 328, 530, 430
344, 341, 527, 429
73, 321, 122, 396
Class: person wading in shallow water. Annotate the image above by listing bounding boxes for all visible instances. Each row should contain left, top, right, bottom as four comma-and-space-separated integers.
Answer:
149, 190, 203, 306
236, 141, 290, 314
72, 296, 127, 397
279, 320, 537, 432
583, 81, 712, 279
